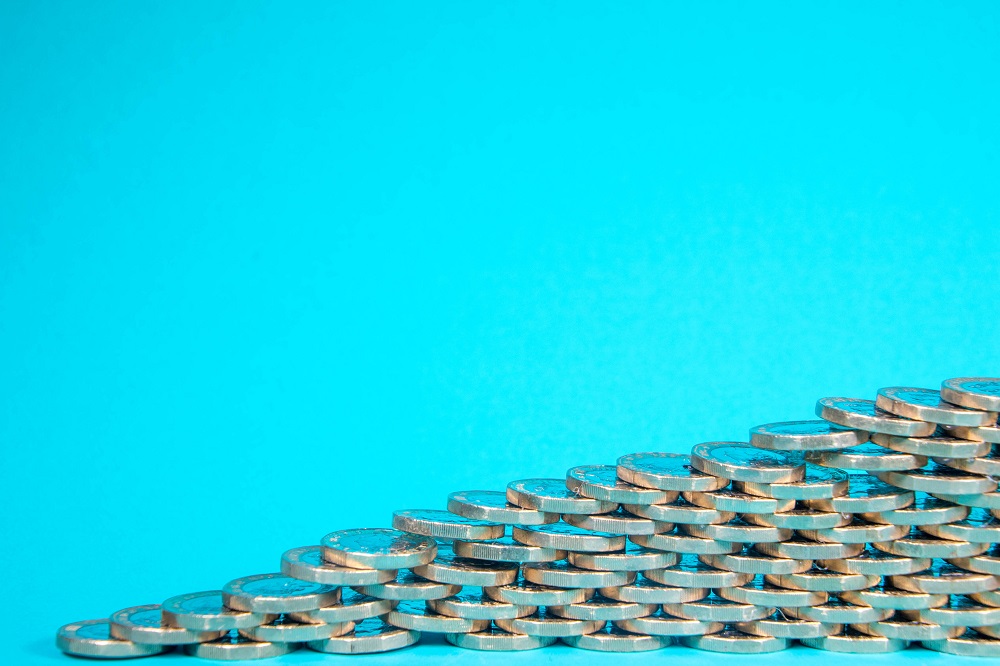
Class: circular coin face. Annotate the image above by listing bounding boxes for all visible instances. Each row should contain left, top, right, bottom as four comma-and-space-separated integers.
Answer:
321, 528, 437, 569
817, 397, 936, 437
877, 387, 996, 426
690, 442, 804, 484
222, 574, 340, 614
941, 377, 1000, 412
57, 619, 169, 659
750, 420, 867, 451
616, 452, 729, 491
162, 590, 272, 631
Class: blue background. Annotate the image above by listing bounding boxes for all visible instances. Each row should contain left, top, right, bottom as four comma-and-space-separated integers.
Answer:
2, 1, 999, 663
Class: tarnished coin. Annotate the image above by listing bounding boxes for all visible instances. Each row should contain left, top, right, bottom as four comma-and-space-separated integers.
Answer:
817, 397, 936, 437
765, 568, 879, 592
873, 529, 990, 559
222, 574, 340, 614
717, 577, 826, 608
852, 618, 963, 641
448, 490, 558, 525
321, 528, 436, 569
563, 508, 672, 535
800, 627, 908, 653
548, 594, 656, 621
662, 593, 772, 622
736, 465, 849, 500
798, 519, 908, 544
110, 605, 223, 645
495, 608, 603, 637
506, 478, 617, 515
445, 625, 556, 650
631, 529, 741, 555
754, 538, 864, 561
288, 589, 396, 624
877, 386, 996, 426
871, 430, 992, 458
184, 632, 299, 660
568, 541, 679, 572
944, 423, 1000, 444
240, 614, 353, 642
890, 561, 999, 595
804, 474, 914, 513
616, 452, 728, 491
561, 624, 671, 651
385, 600, 489, 634
785, 597, 892, 624
935, 447, 1000, 476
428, 588, 536, 621
411, 544, 519, 587
567, 465, 677, 505
162, 591, 273, 632
485, 579, 593, 606
680, 627, 788, 653
819, 546, 930, 576
941, 377, 1000, 412
600, 575, 708, 604
522, 561, 633, 589
307, 618, 419, 654
750, 420, 867, 451
453, 535, 564, 563
646, 554, 753, 589
56, 619, 169, 659
744, 509, 850, 531
690, 442, 804, 483
860, 494, 968, 526
683, 489, 795, 514
737, 614, 840, 639
683, 519, 791, 544
913, 595, 1000, 627
840, 582, 948, 611
921, 507, 1000, 543
393, 509, 505, 541
949, 543, 1000, 575
808, 443, 926, 471
354, 570, 460, 601
282, 546, 395, 586
700, 547, 813, 575
875, 464, 998, 495
512, 523, 625, 552
616, 609, 722, 636
623, 498, 734, 525
923, 630, 1000, 657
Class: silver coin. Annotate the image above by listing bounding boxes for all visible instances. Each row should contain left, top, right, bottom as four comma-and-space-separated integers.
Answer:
445, 624, 556, 650
568, 541, 679, 572
630, 529, 741, 555
683, 519, 791, 544
453, 535, 565, 563
859, 493, 969, 526
506, 478, 617, 515
680, 627, 789, 653
646, 554, 753, 589
808, 443, 926, 471
877, 386, 996, 426
222, 574, 341, 614
600, 575, 708, 604
700, 547, 813, 575
428, 587, 536, 620
616, 452, 728, 491
872, 528, 991, 559
691, 442, 804, 483
931, 490, 1000, 509
385, 600, 489, 634
890, 560, 999, 595
662, 593, 772, 622
800, 627, 908, 653
184, 632, 300, 660
522, 561, 634, 589
737, 613, 840, 639
320, 528, 436, 570
872, 430, 992, 457
56, 619, 169, 659
109, 605, 224, 645
765, 568, 880, 592
754, 538, 864, 561
744, 509, 850, 530
288, 589, 396, 624
683, 489, 795, 514
840, 583, 948, 611
819, 546, 930, 576
750, 420, 867, 451
448, 490, 558, 525
560, 624, 671, 651
445, 624, 555, 650
512, 523, 625, 552
240, 614, 353, 642
306, 618, 419, 654
566, 464, 677, 505
736, 464, 849, 500
717, 577, 827, 608
548, 594, 656, 621
923, 630, 1000, 657
354, 570, 460, 601
804, 474, 914, 513
875, 464, 998, 495
623, 498, 735, 524
798, 519, 908, 545
941, 377, 1000, 412
920, 507, 1000, 543
563, 508, 672, 535
162, 590, 274, 632
485, 579, 593, 606
852, 618, 963, 641
494, 608, 603, 637
949, 543, 1000, 575
282, 546, 395, 586
944, 423, 1000, 444
616, 608, 723, 636
393, 509, 505, 541
914, 595, 1000, 627
817, 397, 936, 437
411, 543, 519, 587
971, 589, 1000, 608
935, 448, 1000, 477
786, 597, 893, 623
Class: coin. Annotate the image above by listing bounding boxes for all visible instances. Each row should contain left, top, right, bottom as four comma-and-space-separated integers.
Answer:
683, 520, 790, 544
798, 519, 909, 544
385, 600, 490, 634
453, 535, 565, 563
750, 420, 867, 451
56, 619, 169, 659
445, 624, 556, 650
923, 630, 1000, 657
393, 509, 505, 541
630, 529, 741, 555
512, 523, 625, 552
568, 542, 679, 572
875, 464, 998, 495
754, 538, 864, 561
920, 508, 1000, 544
872, 528, 990, 559
307, 618, 419, 654
646, 554, 753, 589
743, 509, 850, 530
800, 627, 908, 653
690, 442, 804, 483
354, 570, 461, 601
600, 575, 708, 604
765, 569, 879, 592
522, 561, 634, 589
941, 377, 1000, 412
785, 598, 892, 624
623, 498, 735, 524
506, 478, 617, 515
890, 561, 999, 595
817, 397, 936, 437
662, 593, 772, 622
931, 490, 1000, 509
428, 588, 536, 620
807, 443, 926, 471
680, 627, 788, 653
566, 465, 677, 505
485, 579, 593, 606
184, 632, 299, 660
683, 489, 795, 514
561, 624, 671, 651
700, 547, 813, 575
240, 614, 353, 642
736, 465, 849, 500
495, 608, 603, 637
411, 544, 519, 587
109, 604, 224, 645
563, 508, 672, 535
819, 546, 930, 576
282, 546, 395, 586
935, 448, 1000, 477
913, 595, 1000, 627
288, 589, 396, 624
840, 582, 948, 611
877, 386, 996, 426
944, 423, 1000, 444
949, 543, 1000, 575
972, 589, 1000, 609
162, 590, 273, 632
717, 577, 826, 608
804, 474, 914, 513
859, 494, 968, 526
222, 574, 340, 614
321, 528, 437, 569
616, 452, 728, 491
871, 430, 992, 457
616, 609, 723, 636
736, 613, 840, 639
852, 619, 963, 641
548, 594, 656, 621
448, 490, 558, 525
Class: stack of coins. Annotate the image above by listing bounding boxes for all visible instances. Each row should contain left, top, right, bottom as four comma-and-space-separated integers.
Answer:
57, 377, 1000, 659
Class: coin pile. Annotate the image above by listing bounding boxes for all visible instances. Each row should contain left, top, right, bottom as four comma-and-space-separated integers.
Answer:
57, 377, 1000, 659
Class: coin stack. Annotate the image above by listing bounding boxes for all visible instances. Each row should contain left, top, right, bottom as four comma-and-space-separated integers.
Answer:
57, 377, 1000, 659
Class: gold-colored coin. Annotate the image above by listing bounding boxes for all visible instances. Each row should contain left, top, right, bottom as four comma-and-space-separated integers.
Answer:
875, 464, 998, 495
816, 397, 935, 437
941, 377, 1000, 412
662, 593, 772, 622
512, 523, 625, 552
288, 589, 396, 624
798, 520, 908, 544
700, 548, 812, 575
948, 543, 1000, 575
922, 630, 1000, 657
680, 627, 789, 653
804, 474, 914, 514
935, 447, 1000, 476
411, 543, 519, 587
428, 588, 536, 621
506, 478, 617, 515
615, 609, 722, 636
453, 535, 565, 563
910, 595, 1000, 627
522, 561, 634, 589
485, 579, 593, 606
754, 538, 864, 561
683, 489, 795, 514
716, 577, 826, 608
306, 618, 419, 654
600, 575, 708, 604
690, 442, 804, 483
765, 569, 879, 593
749, 420, 867, 451
743, 509, 850, 530
563, 508, 672, 535
392, 509, 505, 541
354, 570, 460, 601
185, 633, 299, 660
889, 561, 999, 595
548, 594, 656, 621
645, 554, 753, 589
566, 464, 677, 505
808, 443, 926, 472
785, 598, 892, 624
919, 507, 1000, 543
851, 618, 963, 641
859, 494, 968, 526
737, 614, 840, 639
385, 600, 489, 634
683, 519, 791, 544
239, 615, 354, 642
444, 625, 555, 650
561, 624, 671, 651
872, 528, 990, 559
109, 604, 224, 645
876, 386, 996, 426
623, 498, 734, 524
447, 490, 558, 526
616, 452, 728, 491
819, 546, 930, 576
800, 627, 908, 653
840, 583, 947, 611
568, 542, 679, 572
871, 430, 991, 458
736, 465, 849, 501
495, 608, 603, 637
630, 530, 741, 555
56, 619, 169, 659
